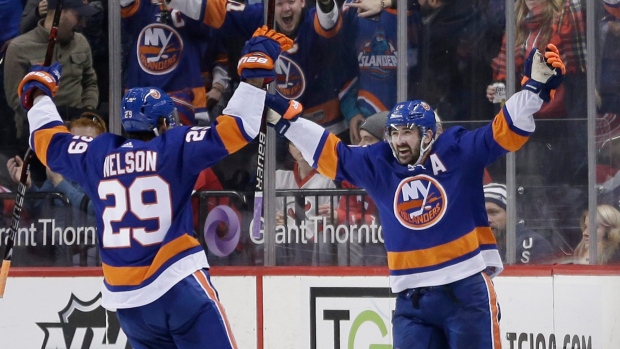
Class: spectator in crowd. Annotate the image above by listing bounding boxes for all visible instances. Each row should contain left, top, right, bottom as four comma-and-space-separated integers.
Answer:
121, 0, 221, 125
5, 0, 99, 188
569, 205, 620, 265
0, 0, 23, 150
412, 0, 494, 123
487, 0, 581, 118
486, 0, 587, 253
20, 0, 109, 115
598, 1, 620, 115
276, 140, 338, 266
558, 0, 587, 124
19, 0, 47, 34
487, 0, 586, 180
484, 183, 555, 264
604, 0, 620, 18
200, 27, 230, 125
4, 0, 99, 142
595, 0, 620, 196
339, 0, 420, 144
6, 111, 107, 266
167, 0, 351, 140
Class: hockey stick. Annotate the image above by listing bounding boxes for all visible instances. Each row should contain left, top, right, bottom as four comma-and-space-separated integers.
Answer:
0, 0, 64, 298
251, 0, 277, 239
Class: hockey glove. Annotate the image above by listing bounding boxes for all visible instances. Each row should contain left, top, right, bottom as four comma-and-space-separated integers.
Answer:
237, 26, 293, 85
18, 62, 62, 110
521, 43, 565, 102
265, 93, 303, 135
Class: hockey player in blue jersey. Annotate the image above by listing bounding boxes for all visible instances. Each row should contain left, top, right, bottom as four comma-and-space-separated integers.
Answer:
17, 26, 292, 349
266, 44, 565, 348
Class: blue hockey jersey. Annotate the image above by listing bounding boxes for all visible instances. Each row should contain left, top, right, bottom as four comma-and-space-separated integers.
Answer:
27, 83, 265, 309
121, 0, 224, 124
169, 0, 349, 134
281, 90, 543, 292
340, 1, 420, 120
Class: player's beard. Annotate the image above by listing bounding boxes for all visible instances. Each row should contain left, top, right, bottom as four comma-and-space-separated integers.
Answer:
396, 143, 421, 165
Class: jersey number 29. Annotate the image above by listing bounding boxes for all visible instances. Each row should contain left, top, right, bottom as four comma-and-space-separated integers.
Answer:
98, 175, 172, 248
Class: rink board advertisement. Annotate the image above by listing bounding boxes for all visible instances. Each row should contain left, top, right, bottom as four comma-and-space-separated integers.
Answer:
0, 272, 618, 349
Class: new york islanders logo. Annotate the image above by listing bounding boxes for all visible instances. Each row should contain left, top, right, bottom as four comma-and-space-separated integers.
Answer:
148, 88, 161, 99
137, 23, 183, 75
393, 175, 447, 230
275, 55, 306, 99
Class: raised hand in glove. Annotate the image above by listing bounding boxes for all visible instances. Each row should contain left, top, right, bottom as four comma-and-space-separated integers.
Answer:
18, 62, 62, 110
521, 43, 565, 102
265, 93, 303, 135
237, 25, 293, 86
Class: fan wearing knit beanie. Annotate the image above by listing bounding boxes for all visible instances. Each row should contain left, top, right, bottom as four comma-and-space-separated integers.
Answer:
484, 183, 555, 264
359, 111, 389, 145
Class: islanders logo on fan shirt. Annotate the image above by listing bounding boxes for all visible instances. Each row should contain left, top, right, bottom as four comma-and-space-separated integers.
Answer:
275, 55, 306, 100
358, 31, 397, 79
393, 174, 447, 230
137, 23, 183, 75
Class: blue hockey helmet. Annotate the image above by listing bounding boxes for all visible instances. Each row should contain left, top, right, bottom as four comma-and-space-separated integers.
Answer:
385, 100, 437, 165
121, 87, 179, 135
385, 100, 436, 136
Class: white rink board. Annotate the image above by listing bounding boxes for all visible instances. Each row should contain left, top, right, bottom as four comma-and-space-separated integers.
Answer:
0, 276, 256, 349
0, 274, 619, 348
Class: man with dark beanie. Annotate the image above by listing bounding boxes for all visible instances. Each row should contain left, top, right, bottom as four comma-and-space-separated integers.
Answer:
484, 183, 555, 264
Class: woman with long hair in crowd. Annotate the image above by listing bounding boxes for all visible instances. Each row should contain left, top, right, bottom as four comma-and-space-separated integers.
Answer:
570, 204, 620, 265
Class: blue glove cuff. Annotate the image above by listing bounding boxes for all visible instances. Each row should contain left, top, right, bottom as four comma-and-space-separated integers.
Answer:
265, 93, 290, 116
240, 68, 276, 81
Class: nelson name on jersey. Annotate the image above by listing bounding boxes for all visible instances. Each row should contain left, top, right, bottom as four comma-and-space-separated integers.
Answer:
103, 150, 158, 178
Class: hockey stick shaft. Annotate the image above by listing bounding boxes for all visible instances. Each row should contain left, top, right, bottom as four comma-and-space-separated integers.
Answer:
45, 0, 64, 66
251, 0, 277, 239
0, 0, 64, 298
0, 149, 34, 297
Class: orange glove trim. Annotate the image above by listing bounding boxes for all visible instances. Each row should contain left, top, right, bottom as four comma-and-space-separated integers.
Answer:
237, 52, 275, 76
17, 71, 59, 98
251, 25, 294, 52
282, 100, 303, 120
